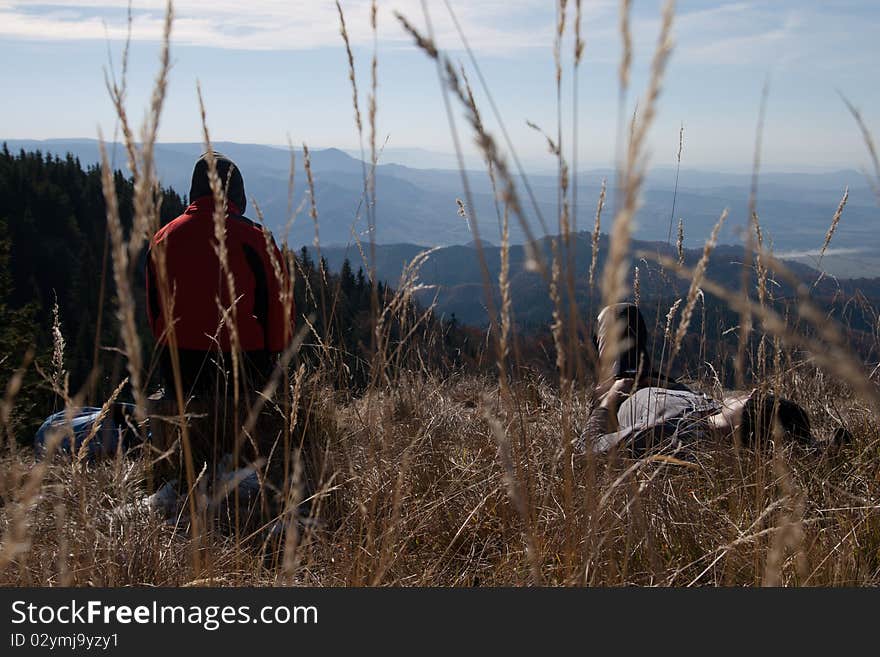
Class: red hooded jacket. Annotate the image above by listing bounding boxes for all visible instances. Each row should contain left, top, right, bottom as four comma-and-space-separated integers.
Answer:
146, 197, 294, 354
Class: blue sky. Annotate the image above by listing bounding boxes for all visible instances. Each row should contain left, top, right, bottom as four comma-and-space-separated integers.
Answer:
1, 0, 878, 172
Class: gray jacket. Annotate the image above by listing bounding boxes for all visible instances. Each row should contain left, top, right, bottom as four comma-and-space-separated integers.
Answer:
579, 386, 721, 455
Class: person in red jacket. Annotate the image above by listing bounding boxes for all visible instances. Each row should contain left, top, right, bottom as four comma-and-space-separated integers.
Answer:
146, 152, 294, 398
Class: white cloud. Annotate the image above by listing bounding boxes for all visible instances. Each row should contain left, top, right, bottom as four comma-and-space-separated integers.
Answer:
574, 2, 841, 71
0, 0, 566, 53
2, 1, 877, 83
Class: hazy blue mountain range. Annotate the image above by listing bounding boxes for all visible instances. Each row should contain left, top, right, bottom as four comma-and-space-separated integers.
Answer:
4, 138, 878, 277
318, 236, 880, 334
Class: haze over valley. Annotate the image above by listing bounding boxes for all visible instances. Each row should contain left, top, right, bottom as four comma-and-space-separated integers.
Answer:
5, 138, 878, 281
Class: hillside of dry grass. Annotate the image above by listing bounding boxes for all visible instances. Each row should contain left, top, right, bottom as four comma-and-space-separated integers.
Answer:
2, 367, 878, 587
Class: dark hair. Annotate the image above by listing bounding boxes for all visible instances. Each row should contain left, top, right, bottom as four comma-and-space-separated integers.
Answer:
593, 303, 651, 378
738, 394, 813, 446
189, 152, 246, 213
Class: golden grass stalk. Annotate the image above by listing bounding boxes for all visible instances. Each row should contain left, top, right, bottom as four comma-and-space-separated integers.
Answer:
526, 111, 580, 404
98, 136, 145, 423
648, 251, 880, 412
239, 324, 309, 476
664, 298, 683, 340
666, 123, 684, 244
392, 17, 504, 392
335, 1, 362, 137
572, 0, 584, 287
100, 7, 204, 568
524, 122, 575, 388
395, 12, 548, 279
481, 399, 541, 585
197, 84, 244, 433
668, 208, 728, 368
633, 266, 641, 308
550, 240, 565, 378
840, 95, 880, 203
289, 363, 306, 439
280, 450, 304, 583
128, 1, 173, 258
302, 144, 321, 260
334, 0, 376, 361
440, 0, 553, 240
102, 6, 139, 197
589, 179, 606, 287
0, 431, 62, 570
535, 27, 580, 562
524, 121, 572, 256
456, 198, 467, 221
75, 377, 128, 464
365, 1, 380, 368
498, 204, 512, 384
819, 186, 849, 262
369, 0, 378, 183
460, 68, 505, 237
762, 451, 806, 586
736, 82, 769, 388
752, 213, 771, 378
0, 370, 97, 572
456, 66, 512, 396
252, 199, 294, 348
574, 0, 584, 65
555, 0, 567, 87
302, 143, 331, 346
755, 246, 852, 353
97, 0, 172, 435
676, 217, 684, 265
751, 211, 768, 305
618, 0, 632, 91
598, 0, 675, 385
50, 297, 67, 400
283, 138, 300, 240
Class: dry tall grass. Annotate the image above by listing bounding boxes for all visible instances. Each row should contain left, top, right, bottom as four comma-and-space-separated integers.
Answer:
1, 0, 879, 588
3, 366, 879, 586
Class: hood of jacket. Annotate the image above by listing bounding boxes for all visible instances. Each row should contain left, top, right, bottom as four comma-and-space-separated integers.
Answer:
188, 151, 246, 213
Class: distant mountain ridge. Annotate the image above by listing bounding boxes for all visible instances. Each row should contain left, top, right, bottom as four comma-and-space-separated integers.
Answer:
317, 235, 880, 330
4, 138, 879, 278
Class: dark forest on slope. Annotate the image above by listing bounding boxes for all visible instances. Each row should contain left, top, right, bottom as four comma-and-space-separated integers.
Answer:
0, 147, 478, 438
0, 147, 185, 431
2, 145, 878, 437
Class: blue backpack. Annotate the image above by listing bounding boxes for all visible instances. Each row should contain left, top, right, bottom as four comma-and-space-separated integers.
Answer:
34, 403, 140, 460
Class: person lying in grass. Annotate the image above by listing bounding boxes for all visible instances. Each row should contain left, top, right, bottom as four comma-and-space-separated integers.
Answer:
577, 303, 841, 456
